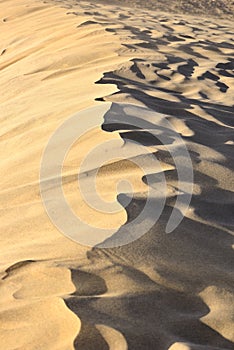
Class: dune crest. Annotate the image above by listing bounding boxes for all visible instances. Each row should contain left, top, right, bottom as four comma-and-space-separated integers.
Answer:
1, 0, 233, 349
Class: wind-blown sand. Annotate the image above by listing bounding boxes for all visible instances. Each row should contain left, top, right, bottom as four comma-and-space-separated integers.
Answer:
0, 0, 233, 349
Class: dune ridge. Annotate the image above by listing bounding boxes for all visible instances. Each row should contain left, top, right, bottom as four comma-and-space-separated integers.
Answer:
0, 0, 234, 349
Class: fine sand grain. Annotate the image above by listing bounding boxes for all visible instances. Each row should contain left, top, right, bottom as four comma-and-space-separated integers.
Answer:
0, 0, 233, 349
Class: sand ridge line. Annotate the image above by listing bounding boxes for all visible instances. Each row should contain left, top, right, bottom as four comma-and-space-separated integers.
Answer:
0, 0, 234, 349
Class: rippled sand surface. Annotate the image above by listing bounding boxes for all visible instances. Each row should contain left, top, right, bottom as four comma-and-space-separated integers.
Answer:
0, 0, 233, 349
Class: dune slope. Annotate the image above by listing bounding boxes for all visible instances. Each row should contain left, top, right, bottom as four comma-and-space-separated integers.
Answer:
0, 0, 234, 349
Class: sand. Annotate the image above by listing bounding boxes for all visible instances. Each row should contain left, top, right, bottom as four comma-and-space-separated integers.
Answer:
0, 0, 233, 349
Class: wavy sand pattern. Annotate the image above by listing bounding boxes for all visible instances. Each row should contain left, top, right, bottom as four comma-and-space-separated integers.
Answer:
0, 0, 233, 349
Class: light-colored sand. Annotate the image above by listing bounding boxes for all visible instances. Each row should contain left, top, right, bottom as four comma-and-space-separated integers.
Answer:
0, 0, 233, 349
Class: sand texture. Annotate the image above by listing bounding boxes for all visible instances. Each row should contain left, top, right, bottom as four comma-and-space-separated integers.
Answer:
0, 0, 234, 349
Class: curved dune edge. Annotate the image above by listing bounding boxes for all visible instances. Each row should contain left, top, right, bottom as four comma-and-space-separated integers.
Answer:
0, 0, 234, 350
0, 0, 129, 349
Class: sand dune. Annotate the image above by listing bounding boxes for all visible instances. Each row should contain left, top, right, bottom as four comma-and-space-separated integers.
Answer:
0, 0, 233, 349
82, 0, 234, 19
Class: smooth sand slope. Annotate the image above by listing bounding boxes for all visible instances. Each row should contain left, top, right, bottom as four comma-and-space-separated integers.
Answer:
0, 0, 234, 349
